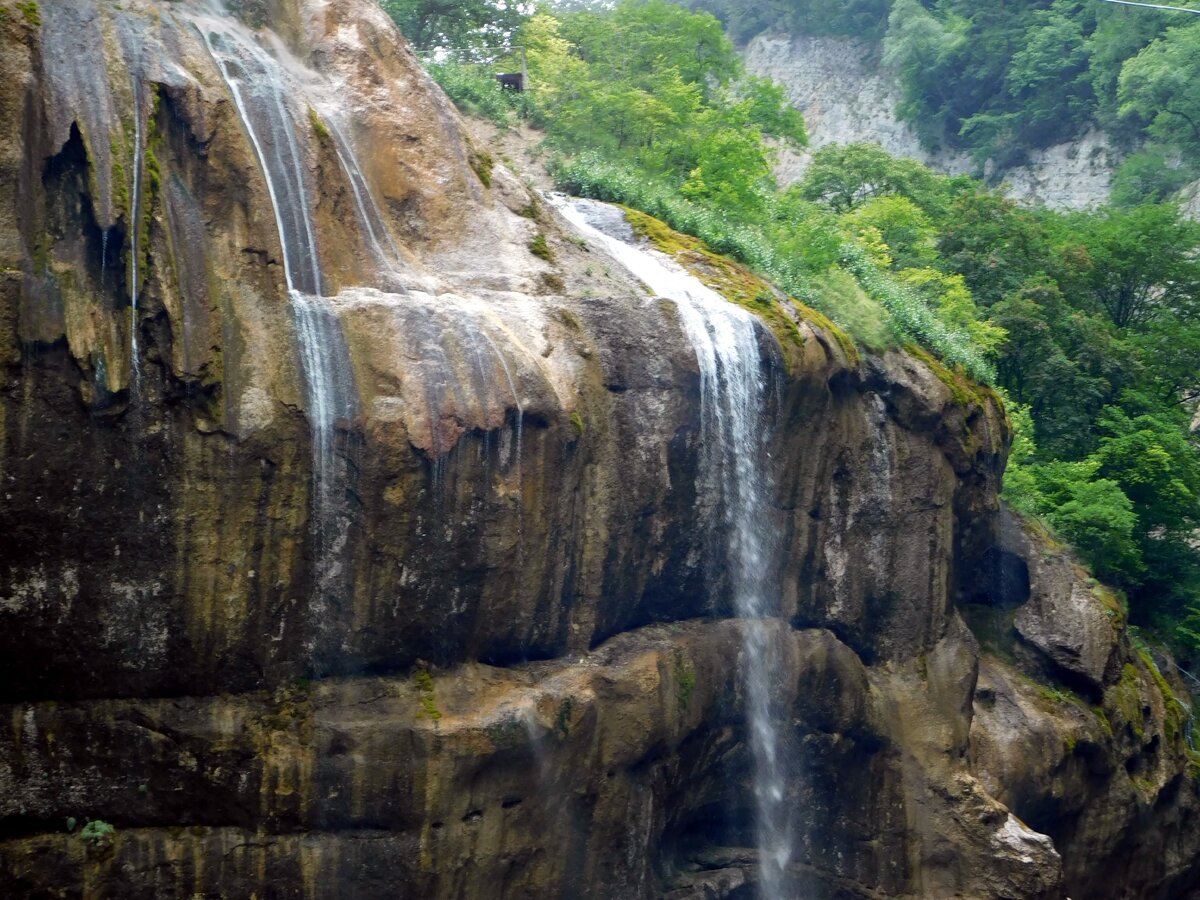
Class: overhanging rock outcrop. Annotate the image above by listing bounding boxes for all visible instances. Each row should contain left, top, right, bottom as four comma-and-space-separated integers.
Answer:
0, 1, 1197, 897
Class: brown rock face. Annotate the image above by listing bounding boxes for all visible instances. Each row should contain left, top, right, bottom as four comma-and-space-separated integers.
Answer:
0, 1, 1198, 898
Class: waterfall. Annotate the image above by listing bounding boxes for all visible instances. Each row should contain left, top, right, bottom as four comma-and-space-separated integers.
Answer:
550, 196, 791, 897
198, 14, 357, 630
324, 116, 408, 275
197, 20, 322, 294
129, 80, 144, 393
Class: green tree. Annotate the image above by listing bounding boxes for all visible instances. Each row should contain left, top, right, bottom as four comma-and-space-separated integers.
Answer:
381, 0, 530, 49
841, 195, 936, 269
935, 191, 1051, 308
1110, 146, 1197, 207
1073, 203, 1200, 330
1093, 405, 1200, 536
1046, 477, 1143, 583
1118, 21, 1200, 155
797, 142, 949, 214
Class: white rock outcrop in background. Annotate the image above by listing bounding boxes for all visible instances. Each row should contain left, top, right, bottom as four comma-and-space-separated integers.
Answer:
747, 33, 1117, 211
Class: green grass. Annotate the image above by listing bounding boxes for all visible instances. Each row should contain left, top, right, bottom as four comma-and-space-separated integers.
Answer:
426, 59, 525, 128
529, 233, 553, 262
552, 151, 997, 384
16, 1, 40, 27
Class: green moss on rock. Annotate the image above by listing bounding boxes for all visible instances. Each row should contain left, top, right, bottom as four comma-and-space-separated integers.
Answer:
621, 206, 849, 364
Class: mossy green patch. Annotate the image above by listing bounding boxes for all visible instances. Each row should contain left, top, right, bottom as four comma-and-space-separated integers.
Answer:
414, 669, 441, 722
1107, 663, 1146, 740
470, 149, 494, 188
569, 409, 585, 436
529, 232, 553, 262
307, 107, 331, 142
622, 206, 819, 360
539, 272, 565, 293
1135, 646, 1190, 747
794, 299, 859, 364
1019, 670, 1087, 710
1095, 584, 1127, 631
1022, 513, 1067, 555
905, 343, 1001, 413
673, 650, 696, 711
15, 1, 39, 27
555, 696, 575, 738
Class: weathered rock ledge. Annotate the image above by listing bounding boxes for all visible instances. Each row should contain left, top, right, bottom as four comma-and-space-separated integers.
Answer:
0, 1, 1197, 897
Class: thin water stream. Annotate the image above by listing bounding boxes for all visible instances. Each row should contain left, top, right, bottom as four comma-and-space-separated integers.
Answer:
197, 13, 358, 622
129, 80, 144, 392
549, 195, 791, 898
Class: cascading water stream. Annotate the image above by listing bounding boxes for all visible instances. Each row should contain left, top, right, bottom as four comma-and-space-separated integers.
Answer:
129, 80, 144, 393
198, 14, 358, 624
550, 195, 791, 897
323, 116, 408, 275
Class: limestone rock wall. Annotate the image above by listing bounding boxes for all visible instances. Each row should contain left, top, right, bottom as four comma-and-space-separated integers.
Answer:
0, 2, 1198, 898
746, 33, 1120, 211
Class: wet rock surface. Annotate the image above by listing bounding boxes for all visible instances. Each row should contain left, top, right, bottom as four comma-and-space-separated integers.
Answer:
0, 1, 1198, 898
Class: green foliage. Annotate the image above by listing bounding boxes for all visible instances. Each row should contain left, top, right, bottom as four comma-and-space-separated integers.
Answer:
1000, 399, 1040, 514
796, 143, 952, 215
1111, 147, 1197, 207
414, 669, 442, 722
470, 148, 494, 187
839, 242, 996, 382
381, 0, 528, 49
78, 820, 114, 845
529, 232, 553, 261
841, 195, 936, 269
673, 650, 696, 711
307, 107, 330, 142
683, 0, 890, 43
516, 1, 807, 219
15, 1, 39, 27
1118, 21, 1200, 154
1045, 477, 1142, 583
425, 60, 522, 127
1070, 203, 1200, 330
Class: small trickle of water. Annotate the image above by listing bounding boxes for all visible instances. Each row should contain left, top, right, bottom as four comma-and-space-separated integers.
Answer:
129, 81, 144, 392
551, 195, 791, 898
198, 18, 323, 295
323, 116, 408, 276
199, 13, 358, 641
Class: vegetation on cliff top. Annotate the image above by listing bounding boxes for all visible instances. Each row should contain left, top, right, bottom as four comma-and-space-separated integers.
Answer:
685, 0, 1200, 202
394, 0, 1200, 665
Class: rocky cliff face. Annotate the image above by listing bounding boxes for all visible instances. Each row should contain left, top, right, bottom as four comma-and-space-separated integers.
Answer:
1, 2, 1198, 898
745, 33, 1120, 211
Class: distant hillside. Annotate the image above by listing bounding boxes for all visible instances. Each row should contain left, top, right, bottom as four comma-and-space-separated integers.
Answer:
681, 0, 1200, 209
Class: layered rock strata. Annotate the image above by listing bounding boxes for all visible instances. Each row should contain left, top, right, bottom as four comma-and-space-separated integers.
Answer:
0, 1, 1197, 898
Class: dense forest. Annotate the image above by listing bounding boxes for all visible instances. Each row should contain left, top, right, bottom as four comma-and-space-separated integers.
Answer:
383, 0, 1200, 666
685, 0, 1200, 201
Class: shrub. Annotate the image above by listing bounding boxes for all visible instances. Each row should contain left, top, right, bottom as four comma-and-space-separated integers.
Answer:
425, 60, 521, 128
78, 819, 115, 845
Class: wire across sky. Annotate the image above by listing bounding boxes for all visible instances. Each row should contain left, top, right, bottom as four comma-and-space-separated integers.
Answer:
1096, 0, 1200, 13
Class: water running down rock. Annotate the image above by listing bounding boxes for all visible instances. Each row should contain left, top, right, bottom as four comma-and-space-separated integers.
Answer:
2, 2, 1200, 898
552, 195, 793, 896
